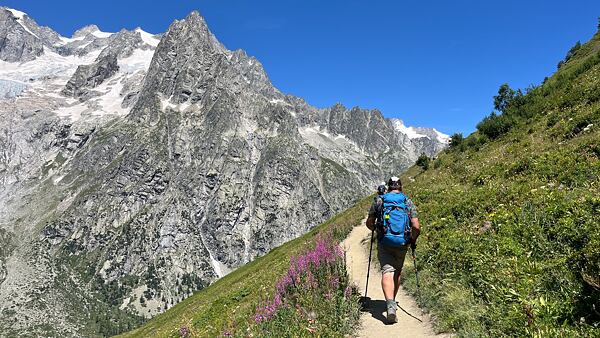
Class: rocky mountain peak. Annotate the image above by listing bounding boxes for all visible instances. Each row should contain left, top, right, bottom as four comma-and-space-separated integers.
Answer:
0, 8, 450, 336
0, 7, 44, 61
72, 24, 105, 38
1, 7, 26, 20
130, 10, 252, 121
172, 10, 222, 50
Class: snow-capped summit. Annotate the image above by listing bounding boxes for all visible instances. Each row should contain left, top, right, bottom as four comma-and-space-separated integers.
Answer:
423, 127, 451, 144
72, 24, 113, 39
0, 7, 44, 61
390, 118, 428, 139
391, 118, 450, 145
4, 7, 26, 19
134, 27, 160, 47
0, 6, 161, 122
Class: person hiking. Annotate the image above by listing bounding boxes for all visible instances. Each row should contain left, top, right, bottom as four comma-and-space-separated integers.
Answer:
366, 176, 421, 324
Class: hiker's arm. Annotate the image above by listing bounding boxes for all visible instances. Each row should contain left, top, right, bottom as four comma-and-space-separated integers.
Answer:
366, 198, 380, 231
366, 216, 376, 231
411, 218, 421, 243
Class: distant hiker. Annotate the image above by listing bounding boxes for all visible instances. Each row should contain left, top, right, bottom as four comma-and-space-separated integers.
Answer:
366, 176, 421, 324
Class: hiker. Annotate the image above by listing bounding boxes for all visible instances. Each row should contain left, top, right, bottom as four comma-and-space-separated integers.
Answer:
366, 176, 420, 324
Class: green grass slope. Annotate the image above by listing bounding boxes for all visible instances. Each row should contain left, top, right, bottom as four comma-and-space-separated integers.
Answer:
119, 28, 600, 338
117, 196, 371, 338
399, 32, 600, 337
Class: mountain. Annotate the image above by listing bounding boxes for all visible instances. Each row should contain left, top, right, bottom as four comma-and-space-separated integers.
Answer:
120, 22, 600, 338
0, 7, 448, 336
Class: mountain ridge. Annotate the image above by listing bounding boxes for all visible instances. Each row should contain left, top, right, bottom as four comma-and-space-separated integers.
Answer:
0, 7, 448, 336
119, 22, 600, 338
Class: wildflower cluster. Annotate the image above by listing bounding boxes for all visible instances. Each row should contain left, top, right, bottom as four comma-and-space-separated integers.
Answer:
247, 234, 360, 336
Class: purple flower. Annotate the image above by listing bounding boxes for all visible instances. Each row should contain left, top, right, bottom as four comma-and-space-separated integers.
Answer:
344, 285, 353, 299
329, 276, 339, 289
334, 245, 344, 258
254, 313, 265, 324
251, 232, 348, 327
179, 326, 189, 337
305, 270, 317, 289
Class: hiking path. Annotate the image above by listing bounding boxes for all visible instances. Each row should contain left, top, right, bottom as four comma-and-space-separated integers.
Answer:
342, 220, 449, 337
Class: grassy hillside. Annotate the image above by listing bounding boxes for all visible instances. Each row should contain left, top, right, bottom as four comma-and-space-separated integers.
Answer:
117, 196, 371, 337
399, 31, 600, 337
119, 28, 600, 338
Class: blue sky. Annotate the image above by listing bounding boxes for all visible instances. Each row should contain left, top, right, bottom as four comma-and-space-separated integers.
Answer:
3, 0, 600, 135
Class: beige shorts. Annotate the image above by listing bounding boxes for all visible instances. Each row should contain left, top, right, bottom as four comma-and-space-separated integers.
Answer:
377, 243, 409, 274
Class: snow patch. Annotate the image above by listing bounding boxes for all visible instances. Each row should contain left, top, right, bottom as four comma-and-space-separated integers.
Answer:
5, 7, 26, 20
299, 125, 367, 165
0, 47, 101, 84
89, 77, 129, 116
160, 96, 192, 112
118, 48, 155, 74
391, 119, 427, 139
268, 98, 295, 117
19, 23, 39, 39
269, 98, 286, 105
91, 29, 112, 39
5, 7, 40, 39
55, 103, 87, 121
160, 98, 177, 111
208, 255, 231, 278
58, 35, 86, 44
52, 72, 134, 122
135, 28, 160, 47
433, 129, 450, 143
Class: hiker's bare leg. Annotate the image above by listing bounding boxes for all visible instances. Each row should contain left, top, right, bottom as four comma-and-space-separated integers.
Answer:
382, 271, 395, 300
393, 270, 401, 299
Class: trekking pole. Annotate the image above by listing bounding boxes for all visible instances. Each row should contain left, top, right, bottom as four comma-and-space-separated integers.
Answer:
361, 183, 385, 309
364, 229, 375, 299
411, 244, 423, 313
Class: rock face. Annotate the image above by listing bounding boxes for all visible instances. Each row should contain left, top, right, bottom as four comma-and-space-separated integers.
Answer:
62, 53, 119, 97
0, 8, 44, 62
0, 7, 449, 337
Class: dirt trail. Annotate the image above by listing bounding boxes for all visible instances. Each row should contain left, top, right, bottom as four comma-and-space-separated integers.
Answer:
342, 221, 445, 338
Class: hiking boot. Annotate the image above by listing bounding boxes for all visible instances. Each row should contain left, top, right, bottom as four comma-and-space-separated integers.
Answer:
386, 303, 398, 324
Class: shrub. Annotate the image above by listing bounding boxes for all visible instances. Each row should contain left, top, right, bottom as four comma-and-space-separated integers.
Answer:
416, 153, 430, 170
476, 112, 516, 139
449, 133, 464, 148
463, 133, 487, 150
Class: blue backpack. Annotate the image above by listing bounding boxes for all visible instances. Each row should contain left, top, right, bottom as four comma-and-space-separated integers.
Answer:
379, 192, 412, 247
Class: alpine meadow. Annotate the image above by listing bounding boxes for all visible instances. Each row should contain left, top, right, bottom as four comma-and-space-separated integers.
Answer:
0, 3, 599, 338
